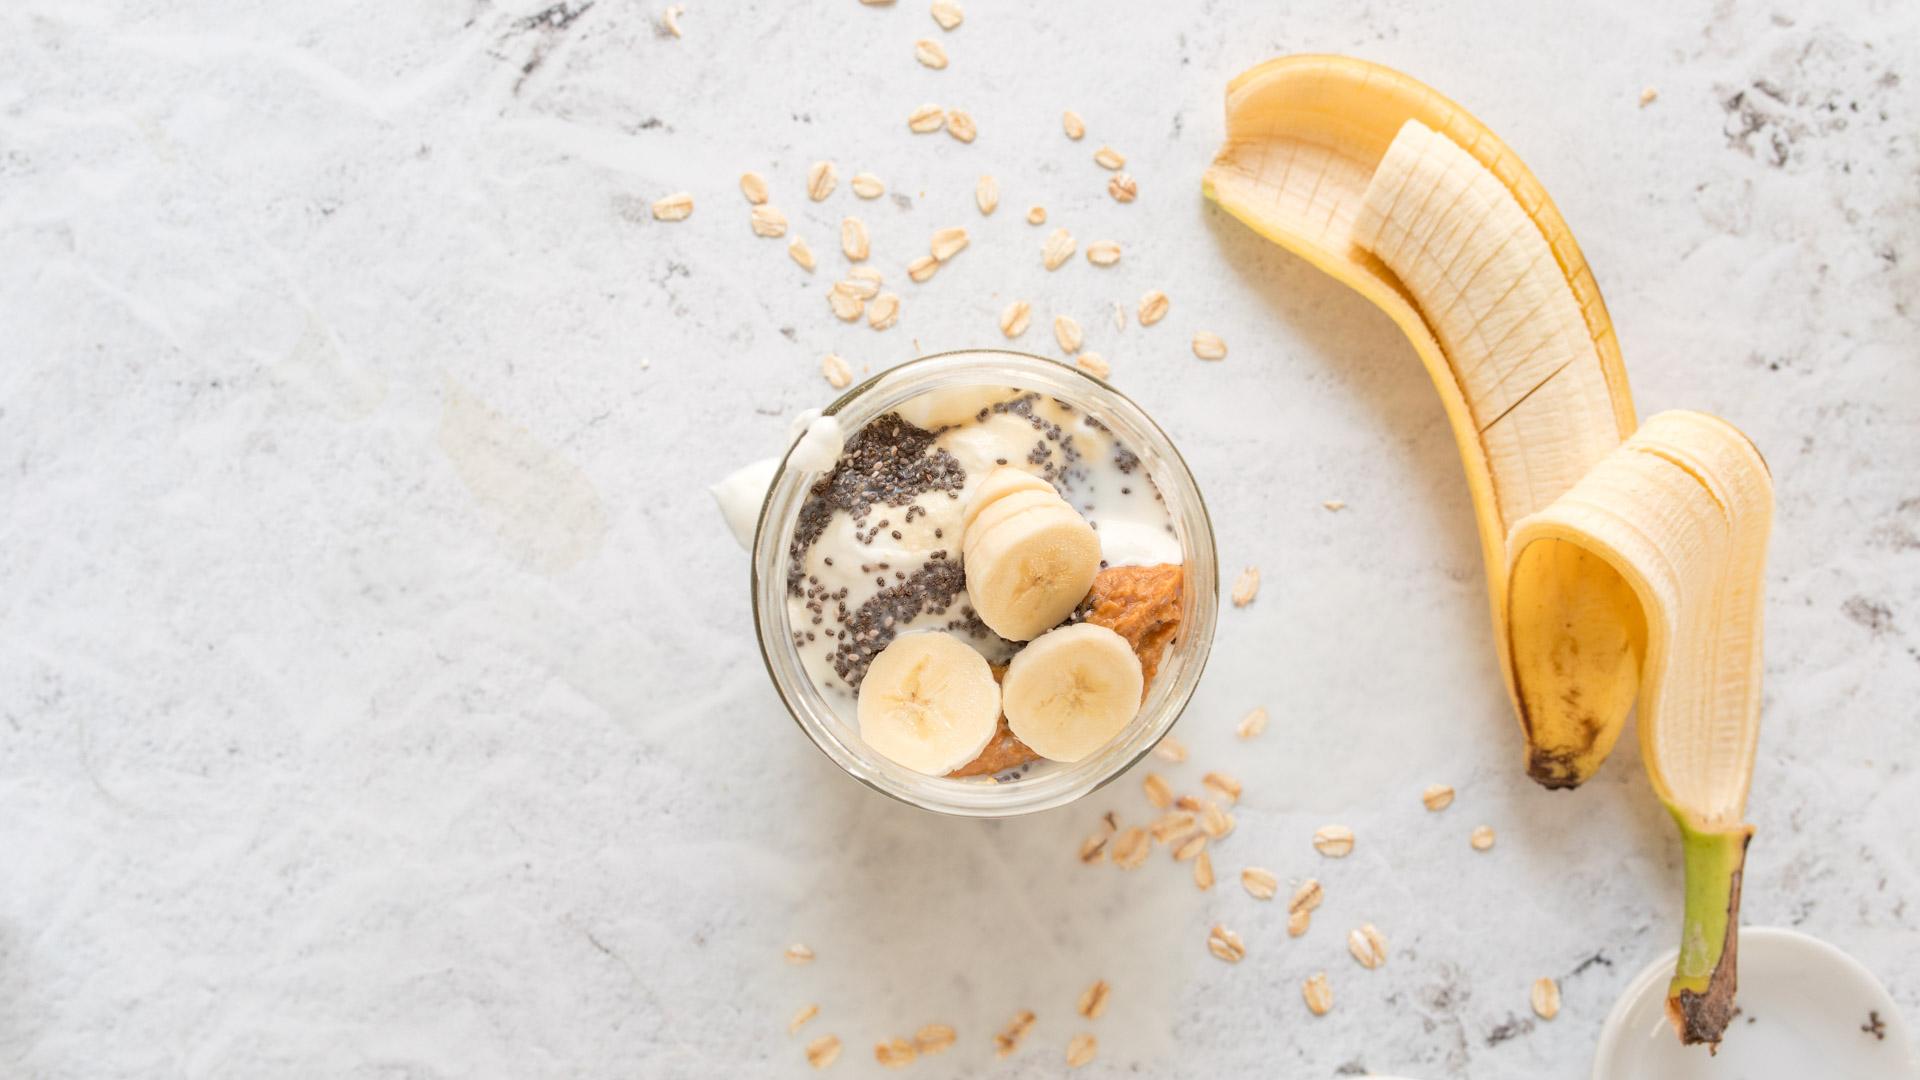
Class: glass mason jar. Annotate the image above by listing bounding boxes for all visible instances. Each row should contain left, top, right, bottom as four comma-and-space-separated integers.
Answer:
751, 350, 1218, 816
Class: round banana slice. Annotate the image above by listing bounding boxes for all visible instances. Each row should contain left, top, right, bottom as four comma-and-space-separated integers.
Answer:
856, 632, 1002, 776
963, 489, 1067, 555
1002, 623, 1145, 762
961, 465, 1056, 531
964, 503, 1101, 641
894, 386, 1019, 431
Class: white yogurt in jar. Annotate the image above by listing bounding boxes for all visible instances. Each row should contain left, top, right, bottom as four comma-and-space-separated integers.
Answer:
782, 385, 1179, 706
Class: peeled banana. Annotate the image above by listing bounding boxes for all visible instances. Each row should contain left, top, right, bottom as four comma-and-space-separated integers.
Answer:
1205, 56, 1773, 1046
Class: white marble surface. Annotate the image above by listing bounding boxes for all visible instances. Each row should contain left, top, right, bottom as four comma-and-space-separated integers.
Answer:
2, 1, 1917, 1077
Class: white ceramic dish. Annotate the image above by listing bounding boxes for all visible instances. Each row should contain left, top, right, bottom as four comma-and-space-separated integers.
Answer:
1593, 926, 1918, 1079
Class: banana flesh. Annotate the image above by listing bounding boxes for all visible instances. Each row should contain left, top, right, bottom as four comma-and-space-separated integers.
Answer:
1206, 56, 1774, 1046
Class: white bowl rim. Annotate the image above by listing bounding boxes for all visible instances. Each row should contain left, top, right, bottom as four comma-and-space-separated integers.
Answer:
1591, 925, 1916, 1079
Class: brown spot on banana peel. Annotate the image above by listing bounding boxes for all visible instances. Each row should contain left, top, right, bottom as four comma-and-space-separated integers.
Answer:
1666, 827, 1752, 1048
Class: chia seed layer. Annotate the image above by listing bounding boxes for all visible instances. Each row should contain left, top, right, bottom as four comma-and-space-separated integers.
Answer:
784, 390, 1173, 698
787, 413, 965, 594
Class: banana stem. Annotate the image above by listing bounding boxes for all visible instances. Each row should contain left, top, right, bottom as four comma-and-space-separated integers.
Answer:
1665, 811, 1753, 1048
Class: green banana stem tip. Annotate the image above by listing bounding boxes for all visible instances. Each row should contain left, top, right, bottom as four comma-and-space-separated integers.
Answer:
1665, 812, 1754, 1048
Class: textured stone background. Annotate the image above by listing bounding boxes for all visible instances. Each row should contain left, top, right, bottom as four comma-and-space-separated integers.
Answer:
2, 1, 1916, 1077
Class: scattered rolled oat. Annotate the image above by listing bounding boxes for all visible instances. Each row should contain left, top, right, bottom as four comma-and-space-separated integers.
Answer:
1152, 736, 1187, 762
786, 943, 815, 964
790, 1003, 820, 1035
930, 226, 969, 261
840, 217, 869, 261
1230, 566, 1259, 607
1193, 849, 1215, 889
1093, 146, 1125, 170
930, 0, 963, 30
858, 0, 893, 4
828, 290, 864, 321
751, 204, 788, 237
1065, 1033, 1098, 1069
1042, 227, 1075, 270
1075, 352, 1110, 379
1026, 205, 1047, 225
1200, 802, 1234, 840
1202, 771, 1241, 804
1289, 908, 1312, 936
851, 172, 885, 199
788, 236, 817, 272
1532, 976, 1561, 1020
1085, 240, 1122, 267
1237, 707, 1269, 740
1078, 830, 1109, 863
1063, 110, 1086, 140
1241, 867, 1279, 900
1207, 924, 1246, 964
1348, 923, 1388, 970
867, 292, 901, 330
874, 1037, 916, 1068
806, 1034, 842, 1069
1053, 314, 1084, 355
1422, 783, 1455, 811
1288, 878, 1324, 915
740, 171, 769, 204
1313, 825, 1355, 858
946, 109, 977, 143
994, 1009, 1035, 1058
914, 38, 948, 69
1112, 301, 1126, 331
1110, 826, 1150, 869
914, 1024, 957, 1054
1107, 173, 1137, 203
821, 353, 852, 389
1639, 86, 1659, 107
908, 104, 946, 133
1076, 979, 1110, 1020
1302, 972, 1333, 1016
1172, 832, 1208, 862
1137, 290, 1169, 326
835, 275, 879, 301
806, 161, 837, 201
1192, 331, 1228, 361
975, 174, 998, 215
1142, 771, 1172, 809
1471, 825, 1496, 851
1149, 811, 1195, 843
1175, 794, 1203, 813
661, 5, 684, 37
907, 255, 939, 283
651, 192, 694, 221
1323, 499, 1347, 511
999, 300, 1032, 338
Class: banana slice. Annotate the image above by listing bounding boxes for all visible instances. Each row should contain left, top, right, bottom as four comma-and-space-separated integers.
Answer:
961, 466, 1056, 531
856, 632, 1002, 776
962, 471, 1101, 642
963, 488, 1068, 551
1002, 623, 1145, 762
894, 386, 1019, 431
